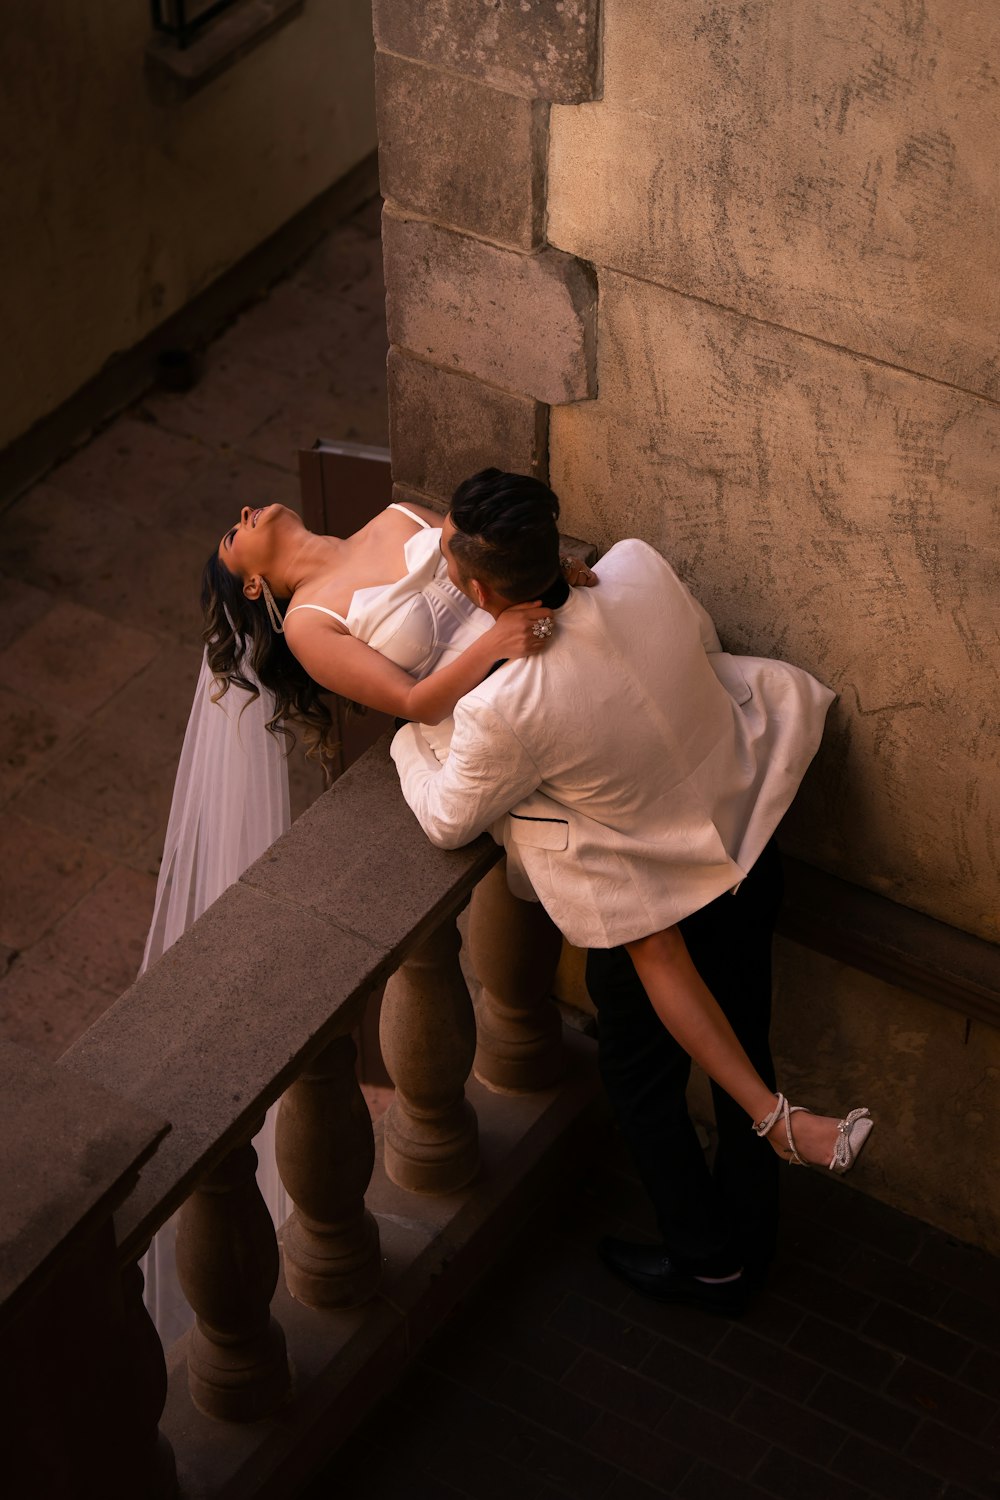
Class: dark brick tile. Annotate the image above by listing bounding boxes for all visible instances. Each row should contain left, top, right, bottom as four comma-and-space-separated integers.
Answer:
427, 1439, 567, 1500
787, 1314, 902, 1389
314, 1441, 469, 1500
490, 1360, 600, 1442
755, 1445, 872, 1500
737, 1287, 805, 1345
839, 1245, 951, 1317
832, 1433, 950, 1500
502, 1234, 629, 1316
422, 1326, 511, 1387
640, 1339, 751, 1416
715, 1325, 825, 1402
619, 1289, 728, 1357
606, 1473, 674, 1500
770, 1255, 877, 1330
504, 1413, 620, 1499
527, 1227, 634, 1313
734, 1384, 846, 1466
807, 1371, 920, 1449
677, 1462, 774, 1500
904, 1419, 1000, 1492
779, 1209, 864, 1274
786, 1173, 927, 1263
912, 1234, 1000, 1312
886, 1358, 998, 1438
580, 1410, 693, 1492
549, 1293, 659, 1370
862, 1300, 977, 1375
962, 1347, 1000, 1400
388, 1368, 522, 1462
938, 1290, 1000, 1355
474, 1310, 582, 1381
562, 1350, 673, 1431
656, 1395, 769, 1476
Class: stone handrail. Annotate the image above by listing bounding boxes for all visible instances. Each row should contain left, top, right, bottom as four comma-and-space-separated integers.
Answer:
6, 733, 602, 1497
61, 738, 500, 1264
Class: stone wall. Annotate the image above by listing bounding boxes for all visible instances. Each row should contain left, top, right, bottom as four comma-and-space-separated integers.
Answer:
375, 0, 601, 507
375, 0, 1000, 1249
548, 0, 1000, 944
1, 0, 377, 451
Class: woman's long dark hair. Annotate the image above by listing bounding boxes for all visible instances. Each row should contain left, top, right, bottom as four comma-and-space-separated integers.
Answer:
201, 552, 340, 774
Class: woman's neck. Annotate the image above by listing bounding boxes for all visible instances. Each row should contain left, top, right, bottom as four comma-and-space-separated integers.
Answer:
273, 530, 343, 597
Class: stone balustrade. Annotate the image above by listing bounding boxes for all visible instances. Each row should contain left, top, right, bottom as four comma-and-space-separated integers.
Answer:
4, 735, 604, 1498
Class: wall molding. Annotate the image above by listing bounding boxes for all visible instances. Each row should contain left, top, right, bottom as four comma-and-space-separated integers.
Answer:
779, 856, 1000, 1031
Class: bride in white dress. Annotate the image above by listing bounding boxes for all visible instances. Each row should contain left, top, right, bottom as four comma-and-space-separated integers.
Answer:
142, 489, 583, 1344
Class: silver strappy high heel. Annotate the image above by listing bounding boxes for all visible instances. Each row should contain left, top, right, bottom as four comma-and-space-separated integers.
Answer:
753, 1093, 874, 1173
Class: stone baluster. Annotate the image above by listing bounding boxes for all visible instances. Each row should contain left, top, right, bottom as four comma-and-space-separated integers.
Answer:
469, 861, 564, 1092
380, 915, 479, 1193
277, 1032, 382, 1307
119, 1260, 178, 1497
175, 1131, 291, 1422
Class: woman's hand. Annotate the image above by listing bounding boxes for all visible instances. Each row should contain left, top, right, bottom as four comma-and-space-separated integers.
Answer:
562, 555, 598, 587
486, 602, 557, 660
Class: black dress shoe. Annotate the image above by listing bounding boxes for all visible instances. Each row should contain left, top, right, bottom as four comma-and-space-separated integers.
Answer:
598, 1237, 747, 1316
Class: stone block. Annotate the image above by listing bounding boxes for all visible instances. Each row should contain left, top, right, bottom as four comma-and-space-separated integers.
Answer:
383, 211, 596, 404
548, 0, 1000, 397
388, 348, 548, 504
377, 53, 545, 249
373, 0, 600, 104
549, 270, 1000, 940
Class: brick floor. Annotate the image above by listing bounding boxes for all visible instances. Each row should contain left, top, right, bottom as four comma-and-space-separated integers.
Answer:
0, 196, 388, 1057
302, 1134, 1000, 1500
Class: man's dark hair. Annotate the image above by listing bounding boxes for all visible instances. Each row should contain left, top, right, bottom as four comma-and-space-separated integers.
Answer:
449, 469, 561, 602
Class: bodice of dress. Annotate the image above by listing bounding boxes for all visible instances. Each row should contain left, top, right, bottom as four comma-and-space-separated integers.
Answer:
347, 523, 492, 677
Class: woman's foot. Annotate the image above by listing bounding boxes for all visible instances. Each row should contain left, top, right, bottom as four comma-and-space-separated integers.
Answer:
754, 1093, 873, 1172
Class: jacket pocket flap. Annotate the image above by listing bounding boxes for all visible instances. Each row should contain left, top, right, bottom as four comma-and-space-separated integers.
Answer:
508, 811, 569, 850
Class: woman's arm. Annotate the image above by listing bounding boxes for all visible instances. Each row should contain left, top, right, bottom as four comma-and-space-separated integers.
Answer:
285, 603, 553, 725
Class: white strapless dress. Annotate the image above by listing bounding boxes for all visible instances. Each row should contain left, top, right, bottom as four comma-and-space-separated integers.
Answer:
142, 509, 490, 1346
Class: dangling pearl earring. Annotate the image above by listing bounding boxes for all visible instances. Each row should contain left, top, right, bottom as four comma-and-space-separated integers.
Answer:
259, 578, 286, 634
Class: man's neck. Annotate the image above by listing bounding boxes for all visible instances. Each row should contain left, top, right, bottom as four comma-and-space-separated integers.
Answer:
537, 573, 570, 610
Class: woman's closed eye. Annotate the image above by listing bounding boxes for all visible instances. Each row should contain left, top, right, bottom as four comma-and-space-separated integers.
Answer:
224, 526, 237, 549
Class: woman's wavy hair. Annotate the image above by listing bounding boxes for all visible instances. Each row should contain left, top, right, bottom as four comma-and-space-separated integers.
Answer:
201, 552, 340, 774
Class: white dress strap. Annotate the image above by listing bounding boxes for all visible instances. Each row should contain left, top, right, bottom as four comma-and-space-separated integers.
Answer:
388, 501, 432, 529
283, 602, 351, 628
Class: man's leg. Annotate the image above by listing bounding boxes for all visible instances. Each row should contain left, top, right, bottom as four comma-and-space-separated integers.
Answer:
586, 946, 738, 1274
678, 841, 784, 1278
586, 842, 784, 1280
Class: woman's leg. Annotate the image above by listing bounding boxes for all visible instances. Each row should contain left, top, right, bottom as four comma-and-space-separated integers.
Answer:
625, 928, 778, 1122
625, 919, 850, 1170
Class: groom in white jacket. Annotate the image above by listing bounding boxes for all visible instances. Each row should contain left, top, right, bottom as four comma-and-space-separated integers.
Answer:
391, 470, 834, 1312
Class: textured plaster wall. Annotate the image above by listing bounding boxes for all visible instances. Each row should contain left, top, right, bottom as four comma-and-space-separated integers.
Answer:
547, 0, 1000, 944
1, 0, 377, 450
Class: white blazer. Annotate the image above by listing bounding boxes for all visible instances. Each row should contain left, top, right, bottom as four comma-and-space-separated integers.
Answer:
391, 539, 835, 947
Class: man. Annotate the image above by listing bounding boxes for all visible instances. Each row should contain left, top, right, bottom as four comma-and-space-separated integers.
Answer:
391, 469, 841, 1313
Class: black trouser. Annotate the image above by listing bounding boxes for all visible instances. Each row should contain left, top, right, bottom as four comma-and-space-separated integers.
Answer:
585, 841, 784, 1276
